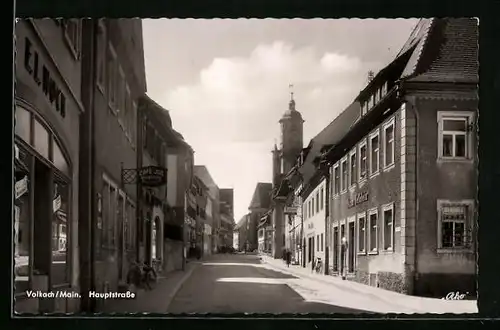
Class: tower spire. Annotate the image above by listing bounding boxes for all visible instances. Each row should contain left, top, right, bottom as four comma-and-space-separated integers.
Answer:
288, 83, 296, 111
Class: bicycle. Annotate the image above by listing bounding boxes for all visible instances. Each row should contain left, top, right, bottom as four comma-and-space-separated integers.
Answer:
126, 260, 158, 290
314, 257, 323, 274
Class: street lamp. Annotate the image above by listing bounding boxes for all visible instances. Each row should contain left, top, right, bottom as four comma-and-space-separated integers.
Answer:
341, 236, 348, 280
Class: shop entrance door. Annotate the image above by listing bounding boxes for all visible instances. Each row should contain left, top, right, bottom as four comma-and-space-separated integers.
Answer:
348, 222, 355, 273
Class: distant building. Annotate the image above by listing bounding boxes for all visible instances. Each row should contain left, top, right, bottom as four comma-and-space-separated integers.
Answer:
194, 166, 220, 255
235, 214, 251, 251
249, 182, 273, 253
219, 188, 235, 249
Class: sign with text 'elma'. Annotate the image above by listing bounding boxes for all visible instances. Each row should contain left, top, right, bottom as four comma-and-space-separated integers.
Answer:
139, 166, 167, 187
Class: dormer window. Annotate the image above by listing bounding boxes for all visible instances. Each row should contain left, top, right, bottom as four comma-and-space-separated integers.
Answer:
374, 89, 379, 104
381, 82, 388, 97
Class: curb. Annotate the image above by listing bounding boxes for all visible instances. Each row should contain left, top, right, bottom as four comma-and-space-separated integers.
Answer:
163, 262, 200, 312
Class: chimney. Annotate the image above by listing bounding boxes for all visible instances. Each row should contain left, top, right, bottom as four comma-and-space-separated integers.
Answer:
367, 70, 375, 83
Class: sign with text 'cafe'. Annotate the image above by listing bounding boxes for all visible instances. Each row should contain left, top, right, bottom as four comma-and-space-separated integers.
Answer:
139, 166, 167, 187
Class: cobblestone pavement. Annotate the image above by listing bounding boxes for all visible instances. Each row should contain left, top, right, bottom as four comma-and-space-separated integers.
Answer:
167, 253, 369, 314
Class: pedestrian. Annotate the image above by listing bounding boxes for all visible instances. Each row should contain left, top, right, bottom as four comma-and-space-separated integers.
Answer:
286, 250, 291, 268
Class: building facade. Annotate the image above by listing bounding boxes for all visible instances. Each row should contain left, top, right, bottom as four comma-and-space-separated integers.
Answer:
219, 188, 235, 249
322, 18, 478, 297
85, 19, 146, 307
235, 214, 250, 252
194, 166, 220, 256
15, 19, 84, 313
249, 182, 273, 253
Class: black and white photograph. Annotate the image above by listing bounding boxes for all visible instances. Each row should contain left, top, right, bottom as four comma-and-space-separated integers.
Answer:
13, 17, 478, 315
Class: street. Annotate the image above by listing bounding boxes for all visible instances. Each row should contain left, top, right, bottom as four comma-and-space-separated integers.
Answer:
167, 253, 369, 314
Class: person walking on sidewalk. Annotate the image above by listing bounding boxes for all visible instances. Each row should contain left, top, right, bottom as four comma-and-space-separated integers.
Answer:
286, 249, 292, 268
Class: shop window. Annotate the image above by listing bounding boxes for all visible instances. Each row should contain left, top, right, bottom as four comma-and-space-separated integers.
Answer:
368, 209, 378, 253
34, 119, 50, 159
437, 200, 474, 251
437, 112, 474, 160
15, 106, 31, 143
14, 152, 32, 295
382, 203, 394, 251
52, 138, 70, 176
51, 181, 69, 287
320, 233, 324, 252
357, 213, 366, 254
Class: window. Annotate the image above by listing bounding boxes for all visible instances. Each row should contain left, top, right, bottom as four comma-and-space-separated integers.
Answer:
15, 106, 31, 143
438, 200, 474, 250
62, 19, 81, 59
117, 67, 126, 122
320, 233, 324, 252
350, 150, 357, 186
370, 131, 380, 175
316, 234, 319, 251
383, 119, 395, 168
361, 101, 367, 116
106, 44, 117, 110
316, 192, 319, 213
333, 163, 340, 195
341, 158, 348, 192
124, 85, 132, 137
370, 94, 375, 109
312, 197, 315, 216
438, 112, 474, 160
33, 118, 50, 159
52, 138, 70, 176
374, 88, 379, 104
131, 102, 137, 146
101, 179, 117, 249
320, 188, 324, 210
381, 82, 387, 96
357, 213, 366, 254
382, 203, 394, 251
368, 209, 378, 252
96, 21, 106, 91
359, 141, 367, 181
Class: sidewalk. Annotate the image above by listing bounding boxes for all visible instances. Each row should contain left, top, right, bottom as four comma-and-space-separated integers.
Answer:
260, 255, 478, 314
97, 260, 200, 314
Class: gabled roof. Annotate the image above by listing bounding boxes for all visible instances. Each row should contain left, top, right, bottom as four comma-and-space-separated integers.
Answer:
194, 165, 218, 193
299, 101, 361, 188
402, 18, 478, 83
234, 213, 249, 230
248, 182, 273, 210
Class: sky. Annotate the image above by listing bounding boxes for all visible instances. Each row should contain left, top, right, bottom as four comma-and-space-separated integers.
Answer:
142, 18, 419, 223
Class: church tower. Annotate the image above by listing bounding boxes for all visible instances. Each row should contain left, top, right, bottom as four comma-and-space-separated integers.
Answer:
279, 86, 304, 174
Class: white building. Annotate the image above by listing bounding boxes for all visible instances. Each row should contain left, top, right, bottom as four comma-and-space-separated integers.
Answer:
302, 178, 327, 268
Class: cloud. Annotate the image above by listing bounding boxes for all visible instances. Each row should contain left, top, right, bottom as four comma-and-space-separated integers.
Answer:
155, 41, 382, 220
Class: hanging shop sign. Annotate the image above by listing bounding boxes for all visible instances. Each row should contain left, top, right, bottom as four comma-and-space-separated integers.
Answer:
284, 206, 298, 215
139, 166, 167, 187
53, 195, 62, 213
15, 176, 29, 199
348, 191, 369, 209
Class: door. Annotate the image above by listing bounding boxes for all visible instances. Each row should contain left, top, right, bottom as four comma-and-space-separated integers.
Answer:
117, 193, 125, 279
348, 222, 355, 273
333, 227, 339, 272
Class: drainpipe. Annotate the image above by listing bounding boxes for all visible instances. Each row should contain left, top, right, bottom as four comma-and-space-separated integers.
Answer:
323, 166, 330, 275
